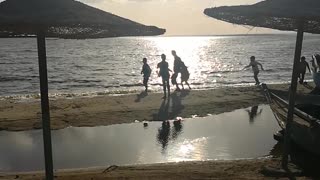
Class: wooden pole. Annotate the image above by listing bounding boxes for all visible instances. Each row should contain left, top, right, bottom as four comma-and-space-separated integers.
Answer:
282, 20, 304, 169
37, 30, 54, 180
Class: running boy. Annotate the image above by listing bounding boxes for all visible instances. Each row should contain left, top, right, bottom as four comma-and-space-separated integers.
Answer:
243, 56, 264, 85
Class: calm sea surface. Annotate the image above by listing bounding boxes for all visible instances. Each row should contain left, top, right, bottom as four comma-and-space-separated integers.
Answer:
1, 34, 320, 99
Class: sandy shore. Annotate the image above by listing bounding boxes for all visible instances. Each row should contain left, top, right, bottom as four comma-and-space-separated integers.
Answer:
0, 83, 314, 131
1, 158, 317, 180
0, 83, 317, 179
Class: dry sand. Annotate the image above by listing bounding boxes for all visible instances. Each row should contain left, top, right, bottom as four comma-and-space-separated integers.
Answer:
0, 83, 317, 179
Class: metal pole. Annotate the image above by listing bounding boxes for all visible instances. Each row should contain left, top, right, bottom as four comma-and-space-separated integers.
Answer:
282, 20, 304, 169
37, 30, 54, 180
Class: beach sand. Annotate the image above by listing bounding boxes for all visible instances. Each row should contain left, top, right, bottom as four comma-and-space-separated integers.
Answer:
0, 158, 316, 180
0, 83, 314, 131
0, 83, 317, 179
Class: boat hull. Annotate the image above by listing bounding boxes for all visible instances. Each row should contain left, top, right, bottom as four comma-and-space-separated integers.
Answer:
262, 84, 320, 155
313, 72, 320, 88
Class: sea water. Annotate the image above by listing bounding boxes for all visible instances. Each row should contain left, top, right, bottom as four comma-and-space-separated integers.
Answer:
1, 34, 320, 99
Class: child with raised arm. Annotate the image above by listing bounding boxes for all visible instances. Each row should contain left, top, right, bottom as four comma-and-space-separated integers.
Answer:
243, 56, 264, 85
141, 58, 151, 92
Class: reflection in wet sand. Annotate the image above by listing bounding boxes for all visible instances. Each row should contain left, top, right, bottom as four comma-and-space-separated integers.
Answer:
157, 120, 184, 154
246, 106, 263, 124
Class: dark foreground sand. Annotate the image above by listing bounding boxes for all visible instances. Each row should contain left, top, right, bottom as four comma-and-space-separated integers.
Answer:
1, 158, 318, 180
0, 83, 317, 179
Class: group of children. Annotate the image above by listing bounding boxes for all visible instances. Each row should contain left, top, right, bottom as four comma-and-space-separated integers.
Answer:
141, 53, 319, 99
243, 55, 319, 86
141, 50, 191, 99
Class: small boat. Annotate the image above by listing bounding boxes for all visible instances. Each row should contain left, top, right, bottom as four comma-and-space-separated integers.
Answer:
261, 84, 320, 155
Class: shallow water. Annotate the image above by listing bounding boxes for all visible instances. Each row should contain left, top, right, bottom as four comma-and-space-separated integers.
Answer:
0, 105, 279, 172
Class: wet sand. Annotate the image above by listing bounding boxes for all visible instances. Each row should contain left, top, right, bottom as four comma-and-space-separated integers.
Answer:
0, 83, 314, 131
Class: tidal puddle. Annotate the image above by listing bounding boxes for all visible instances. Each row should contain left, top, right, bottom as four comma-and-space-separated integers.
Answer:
0, 105, 280, 172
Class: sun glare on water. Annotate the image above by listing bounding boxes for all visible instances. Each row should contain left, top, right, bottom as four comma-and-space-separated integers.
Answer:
142, 36, 229, 87
168, 137, 209, 162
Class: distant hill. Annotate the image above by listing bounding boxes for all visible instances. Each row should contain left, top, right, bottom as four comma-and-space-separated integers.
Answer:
0, 0, 165, 38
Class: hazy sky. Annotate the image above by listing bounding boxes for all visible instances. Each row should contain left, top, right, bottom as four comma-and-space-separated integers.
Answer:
80, 0, 275, 35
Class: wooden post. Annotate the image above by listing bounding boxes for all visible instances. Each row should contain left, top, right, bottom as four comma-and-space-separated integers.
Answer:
282, 20, 304, 169
37, 30, 54, 180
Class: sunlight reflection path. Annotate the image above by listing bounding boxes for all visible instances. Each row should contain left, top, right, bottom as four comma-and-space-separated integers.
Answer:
142, 36, 237, 88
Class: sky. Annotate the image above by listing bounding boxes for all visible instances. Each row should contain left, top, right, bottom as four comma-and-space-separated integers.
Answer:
80, 0, 275, 35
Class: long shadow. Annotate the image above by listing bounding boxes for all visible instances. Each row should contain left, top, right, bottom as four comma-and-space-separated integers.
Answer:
154, 92, 187, 153
135, 91, 148, 102
154, 98, 171, 121
170, 92, 185, 119
152, 90, 190, 121
302, 82, 314, 90
180, 89, 190, 98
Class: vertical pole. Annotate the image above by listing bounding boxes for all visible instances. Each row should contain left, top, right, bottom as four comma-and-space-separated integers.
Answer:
37, 30, 54, 180
282, 20, 304, 169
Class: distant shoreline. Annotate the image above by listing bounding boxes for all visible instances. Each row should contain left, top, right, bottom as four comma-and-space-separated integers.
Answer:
2, 32, 318, 39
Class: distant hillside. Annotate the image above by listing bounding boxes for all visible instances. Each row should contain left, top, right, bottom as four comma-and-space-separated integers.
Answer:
0, 0, 165, 38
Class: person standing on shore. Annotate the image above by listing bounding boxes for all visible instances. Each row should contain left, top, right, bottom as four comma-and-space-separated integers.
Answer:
157, 54, 172, 99
298, 56, 311, 84
243, 56, 264, 85
141, 57, 151, 92
171, 50, 183, 91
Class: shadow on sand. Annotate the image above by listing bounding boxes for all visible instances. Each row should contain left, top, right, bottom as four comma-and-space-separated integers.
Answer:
135, 91, 148, 102
152, 90, 190, 121
302, 82, 314, 90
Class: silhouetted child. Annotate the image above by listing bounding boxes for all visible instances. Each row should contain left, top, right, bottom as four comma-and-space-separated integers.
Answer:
157, 54, 172, 99
180, 62, 191, 89
172, 50, 183, 91
141, 58, 151, 92
298, 56, 311, 84
243, 56, 264, 85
